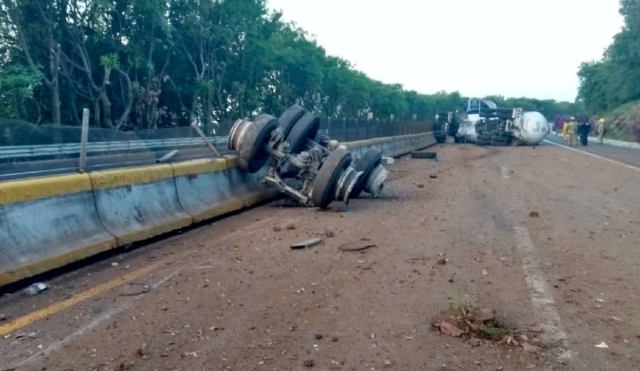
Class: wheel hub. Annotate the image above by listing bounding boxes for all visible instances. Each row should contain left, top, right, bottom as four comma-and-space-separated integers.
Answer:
364, 164, 388, 197
335, 166, 361, 205
228, 118, 252, 151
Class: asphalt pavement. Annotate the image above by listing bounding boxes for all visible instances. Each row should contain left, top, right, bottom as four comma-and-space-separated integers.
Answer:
0, 146, 232, 181
544, 132, 640, 168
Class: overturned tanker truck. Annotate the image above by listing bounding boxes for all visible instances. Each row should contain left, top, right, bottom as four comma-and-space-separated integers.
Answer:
434, 98, 550, 146
228, 105, 389, 210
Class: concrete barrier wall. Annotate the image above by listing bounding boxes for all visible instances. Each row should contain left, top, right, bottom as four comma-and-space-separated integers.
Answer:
0, 175, 117, 286
0, 132, 435, 286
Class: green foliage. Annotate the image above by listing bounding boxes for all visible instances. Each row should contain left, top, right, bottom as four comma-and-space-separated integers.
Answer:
577, 0, 640, 114
0, 0, 574, 128
0, 64, 42, 119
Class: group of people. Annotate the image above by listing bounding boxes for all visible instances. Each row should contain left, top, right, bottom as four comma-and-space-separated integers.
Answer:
562, 117, 606, 146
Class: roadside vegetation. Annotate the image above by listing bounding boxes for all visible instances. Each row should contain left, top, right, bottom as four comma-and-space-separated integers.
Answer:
0, 0, 574, 131
577, 0, 640, 142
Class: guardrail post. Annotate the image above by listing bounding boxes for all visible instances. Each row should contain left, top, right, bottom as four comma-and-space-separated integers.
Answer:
342, 117, 346, 142
78, 108, 89, 173
191, 121, 222, 158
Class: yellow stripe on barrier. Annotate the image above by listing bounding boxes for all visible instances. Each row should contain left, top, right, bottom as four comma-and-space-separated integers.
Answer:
90, 164, 175, 189
171, 158, 228, 177
0, 173, 93, 205
224, 155, 240, 168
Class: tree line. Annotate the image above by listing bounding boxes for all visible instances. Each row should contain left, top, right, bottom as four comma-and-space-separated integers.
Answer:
577, 0, 640, 114
0, 0, 575, 131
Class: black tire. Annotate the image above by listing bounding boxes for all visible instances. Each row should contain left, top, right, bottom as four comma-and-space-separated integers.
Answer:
350, 148, 383, 198
476, 133, 491, 146
287, 111, 320, 154
311, 147, 352, 209
278, 104, 307, 138
237, 114, 279, 173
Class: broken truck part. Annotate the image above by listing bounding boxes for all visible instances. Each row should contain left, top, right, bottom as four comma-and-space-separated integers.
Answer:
228, 106, 389, 209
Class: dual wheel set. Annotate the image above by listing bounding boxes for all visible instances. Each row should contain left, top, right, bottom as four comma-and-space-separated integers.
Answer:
228, 105, 388, 209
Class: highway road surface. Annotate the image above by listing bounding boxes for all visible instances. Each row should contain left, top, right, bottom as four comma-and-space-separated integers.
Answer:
1, 142, 640, 371
0, 146, 232, 182
544, 132, 640, 168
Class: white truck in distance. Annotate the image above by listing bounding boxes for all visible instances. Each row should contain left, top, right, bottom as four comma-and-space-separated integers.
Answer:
434, 98, 550, 146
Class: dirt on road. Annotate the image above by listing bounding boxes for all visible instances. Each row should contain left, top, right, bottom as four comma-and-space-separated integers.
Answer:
1, 143, 639, 371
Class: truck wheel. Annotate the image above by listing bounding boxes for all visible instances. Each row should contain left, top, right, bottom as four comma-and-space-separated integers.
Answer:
287, 111, 320, 154
278, 104, 307, 138
350, 148, 382, 198
231, 114, 279, 173
311, 147, 352, 209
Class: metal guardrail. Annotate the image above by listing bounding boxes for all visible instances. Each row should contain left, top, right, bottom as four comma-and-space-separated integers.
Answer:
0, 136, 229, 160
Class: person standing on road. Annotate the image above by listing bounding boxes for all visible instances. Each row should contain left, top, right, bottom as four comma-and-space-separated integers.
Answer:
580, 119, 592, 146
566, 117, 578, 146
597, 118, 606, 144
562, 119, 569, 143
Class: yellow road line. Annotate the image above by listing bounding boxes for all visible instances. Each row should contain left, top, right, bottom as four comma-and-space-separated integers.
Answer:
0, 262, 161, 337
0, 208, 282, 338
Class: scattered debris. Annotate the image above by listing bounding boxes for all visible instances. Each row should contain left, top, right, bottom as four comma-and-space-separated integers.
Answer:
437, 258, 448, 265
437, 320, 464, 337
331, 336, 338, 342
416, 183, 425, 188
119, 283, 151, 297
595, 342, 609, 349
0, 313, 6, 322
430, 174, 438, 179
529, 211, 540, 218
291, 238, 323, 249
469, 338, 482, 347
111, 262, 119, 267
273, 225, 283, 232
303, 359, 315, 368
314, 333, 323, 340
338, 239, 377, 252
323, 227, 335, 238
286, 222, 297, 230
381, 156, 395, 165
157, 149, 178, 163
411, 151, 437, 159
24, 282, 49, 296
523, 342, 542, 353
482, 269, 488, 276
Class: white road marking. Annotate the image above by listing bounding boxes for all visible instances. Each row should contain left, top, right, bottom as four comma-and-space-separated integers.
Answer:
515, 225, 573, 362
501, 166, 573, 363
501, 166, 510, 179
543, 139, 640, 173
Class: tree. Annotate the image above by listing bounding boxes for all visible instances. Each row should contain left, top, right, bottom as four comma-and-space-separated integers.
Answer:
0, 0, 576, 131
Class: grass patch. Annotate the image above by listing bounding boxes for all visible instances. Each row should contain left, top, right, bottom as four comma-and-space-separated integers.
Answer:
433, 292, 520, 344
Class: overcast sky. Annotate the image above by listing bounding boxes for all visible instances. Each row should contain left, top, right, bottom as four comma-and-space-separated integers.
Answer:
267, 0, 623, 102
